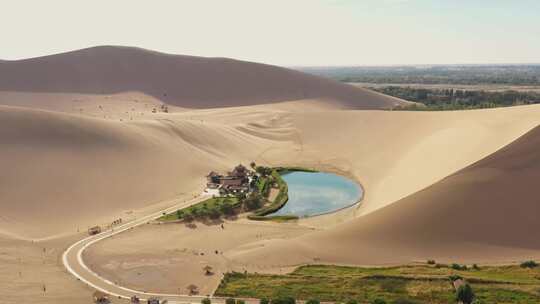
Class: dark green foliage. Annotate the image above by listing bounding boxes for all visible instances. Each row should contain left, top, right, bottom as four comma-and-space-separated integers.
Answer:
271, 297, 295, 304
451, 263, 468, 271
208, 208, 221, 219
520, 260, 538, 268
201, 298, 211, 304
305, 299, 320, 304
456, 284, 475, 304
449, 275, 463, 282
183, 212, 194, 222
392, 299, 416, 304
176, 210, 184, 219
226, 298, 235, 304
346, 300, 358, 304
236, 300, 245, 304
387, 87, 540, 111
219, 202, 235, 216
372, 299, 387, 304
256, 166, 273, 177
259, 299, 269, 304
243, 193, 264, 211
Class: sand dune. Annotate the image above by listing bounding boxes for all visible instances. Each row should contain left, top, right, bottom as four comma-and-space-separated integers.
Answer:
3, 47, 540, 301
0, 46, 404, 110
3, 102, 540, 243
228, 113, 540, 268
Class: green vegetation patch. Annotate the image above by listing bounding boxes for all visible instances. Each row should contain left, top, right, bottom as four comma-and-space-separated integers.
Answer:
381, 87, 540, 111
215, 264, 540, 303
158, 196, 240, 222
274, 166, 319, 174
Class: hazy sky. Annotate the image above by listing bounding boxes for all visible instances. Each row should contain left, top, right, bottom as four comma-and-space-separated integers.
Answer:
1, 0, 539, 66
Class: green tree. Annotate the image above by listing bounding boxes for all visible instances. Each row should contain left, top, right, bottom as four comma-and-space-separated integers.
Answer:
520, 260, 538, 268
244, 193, 264, 211
201, 298, 211, 304
219, 203, 235, 216
176, 210, 184, 219
271, 297, 295, 304
456, 284, 475, 304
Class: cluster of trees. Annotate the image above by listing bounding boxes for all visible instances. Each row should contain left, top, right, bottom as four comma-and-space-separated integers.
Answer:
377, 86, 540, 110
520, 260, 538, 268
299, 65, 540, 85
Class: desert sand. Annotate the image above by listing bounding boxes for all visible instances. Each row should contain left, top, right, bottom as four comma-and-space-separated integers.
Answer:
0, 46, 404, 110
2, 46, 540, 301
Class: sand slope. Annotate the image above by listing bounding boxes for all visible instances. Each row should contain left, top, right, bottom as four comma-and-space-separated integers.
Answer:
228, 113, 540, 268
3, 102, 540, 243
0, 46, 404, 110
0, 105, 295, 239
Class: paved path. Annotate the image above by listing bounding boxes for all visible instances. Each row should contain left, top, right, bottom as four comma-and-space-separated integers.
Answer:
62, 195, 257, 304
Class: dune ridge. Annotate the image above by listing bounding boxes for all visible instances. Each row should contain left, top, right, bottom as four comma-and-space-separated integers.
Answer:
0, 46, 404, 110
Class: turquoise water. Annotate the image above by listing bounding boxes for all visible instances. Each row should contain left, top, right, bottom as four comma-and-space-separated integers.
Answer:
269, 171, 363, 217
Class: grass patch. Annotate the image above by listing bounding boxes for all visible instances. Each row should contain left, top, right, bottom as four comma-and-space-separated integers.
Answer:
215, 264, 540, 303
158, 196, 240, 222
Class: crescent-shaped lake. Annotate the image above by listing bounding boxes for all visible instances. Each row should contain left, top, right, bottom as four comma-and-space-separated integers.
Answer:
268, 171, 363, 217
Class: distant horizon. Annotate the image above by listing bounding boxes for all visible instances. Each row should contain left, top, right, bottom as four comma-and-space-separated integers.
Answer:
2, 44, 540, 68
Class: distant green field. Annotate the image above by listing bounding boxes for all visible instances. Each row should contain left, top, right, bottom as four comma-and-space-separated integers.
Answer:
216, 264, 540, 303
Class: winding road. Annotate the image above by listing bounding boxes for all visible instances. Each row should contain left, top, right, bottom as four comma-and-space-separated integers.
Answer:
62, 195, 255, 304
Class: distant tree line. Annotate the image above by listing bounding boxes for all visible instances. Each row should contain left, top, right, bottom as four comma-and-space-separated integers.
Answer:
298, 65, 540, 85
375, 86, 540, 110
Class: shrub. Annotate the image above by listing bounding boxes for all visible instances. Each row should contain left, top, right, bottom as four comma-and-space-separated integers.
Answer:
208, 208, 221, 219
260, 299, 269, 304
201, 298, 211, 304
306, 299, 320, 304
451, 263, 467, 271
472, 264, 480, 270
449, 274, 463, 282
456, 283, 475, 304
372, 299, 387, 304
346, 300, 358, 304
520, 260, 538, 268
226, 298, 235, 304
427, 259, 436, 265
220, 203, 235, 216
392, 299, 416, 304
244, 193, 264, 211
271, 297, 295, 304
183, 212, 194, 222
236, 300, 246, 304
176, 210, 184, 219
